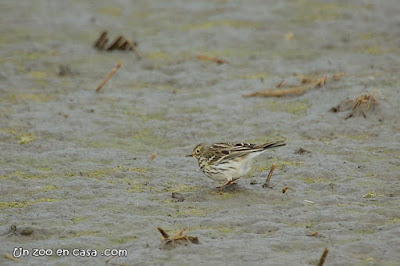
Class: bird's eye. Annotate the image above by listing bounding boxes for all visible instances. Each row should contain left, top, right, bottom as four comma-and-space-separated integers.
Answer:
196, 149, 200, 154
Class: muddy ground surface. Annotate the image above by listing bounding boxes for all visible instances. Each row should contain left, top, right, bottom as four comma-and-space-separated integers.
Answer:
1, 0, 400, 265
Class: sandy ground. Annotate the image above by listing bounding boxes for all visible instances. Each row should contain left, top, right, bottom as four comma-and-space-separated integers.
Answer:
1, 0, 400, 265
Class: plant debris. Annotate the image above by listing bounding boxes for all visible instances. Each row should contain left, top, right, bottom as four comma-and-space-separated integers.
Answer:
196, 54, 228, 64
282, 186, 289, 193
157, 227, 199, 248
149, 153, 157, 161
94, 30, 141, 59
331, 91, 380, 119
4, 253, 21, 262
95, 60, 123, 92
318, 247, 329, 266
171, 192, 185, 202
262, 164, 276, 188
294, 148, 311, 154
58, 64, 77, 76
243, 72, 345, 98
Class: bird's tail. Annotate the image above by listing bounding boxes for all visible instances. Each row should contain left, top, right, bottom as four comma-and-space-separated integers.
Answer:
260, 139, 286, 150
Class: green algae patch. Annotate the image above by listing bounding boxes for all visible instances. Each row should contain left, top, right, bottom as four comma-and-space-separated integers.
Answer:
300, 176, 330, 184
40, 185, 57, 192
252, 160, 303, 174
237, 72, 270, 80
84, 168, 117, 179
17, 132, 36, 144
287, 0, 348, 23
362, 192, 377, 198
2, 93, 56, 103
162, 184, 202, 193
111, 235, 137, 245
265, 100, 310, 115
71, 217, 87, 224
96, 7, 122, 17
184, 20, 262, 31
0, 198, 59, 209
38, 167, 52, 171
145, 51, 169, 61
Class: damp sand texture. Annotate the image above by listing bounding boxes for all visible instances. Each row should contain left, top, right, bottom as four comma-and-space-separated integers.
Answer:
1, 0, 400, 265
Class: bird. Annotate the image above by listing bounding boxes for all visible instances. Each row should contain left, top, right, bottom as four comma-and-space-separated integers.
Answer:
186, 139, 286, 190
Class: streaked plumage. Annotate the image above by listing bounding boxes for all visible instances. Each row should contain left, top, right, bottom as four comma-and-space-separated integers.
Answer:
187, 140, 286, 186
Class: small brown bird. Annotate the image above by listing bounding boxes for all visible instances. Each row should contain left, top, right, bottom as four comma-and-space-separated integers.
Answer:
187, 139, 286, 190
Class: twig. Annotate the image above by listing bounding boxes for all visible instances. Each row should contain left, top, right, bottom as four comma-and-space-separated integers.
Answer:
243, 87, 309, 98
157, 226, 169, 238
196, 54, 228, 64
157, 226, 199, 248
318, 248, 329, 266
276, 80, 285, 88
262, 164, 276, 188
94, 30, 108, 48
107, 36, 123, 51
270, 177, 285, 189
95, 60, 123, 92
332, 72, 346, 81
105, 255, 116, 264
129, 42, 142, 59
4, 253, 21, 262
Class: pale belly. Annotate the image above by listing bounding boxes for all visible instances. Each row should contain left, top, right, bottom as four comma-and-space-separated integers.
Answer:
201, 159, 253, 181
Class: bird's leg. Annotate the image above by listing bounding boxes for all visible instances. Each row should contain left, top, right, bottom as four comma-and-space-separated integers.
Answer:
217, 177, 241, 191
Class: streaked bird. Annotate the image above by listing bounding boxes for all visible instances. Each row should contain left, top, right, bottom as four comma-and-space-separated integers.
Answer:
187, 139, 286, 190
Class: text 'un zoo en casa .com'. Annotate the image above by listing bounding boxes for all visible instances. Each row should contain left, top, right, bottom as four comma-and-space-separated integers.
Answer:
12, 247, 128, 258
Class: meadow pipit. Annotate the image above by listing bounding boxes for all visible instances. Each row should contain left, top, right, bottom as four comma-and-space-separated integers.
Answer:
187, 140, 286, 190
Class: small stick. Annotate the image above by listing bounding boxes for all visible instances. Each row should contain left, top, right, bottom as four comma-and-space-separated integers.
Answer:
282, 186, 289, 193
262, 164, 276, 188
129, 43, 142, 59
105, 255, 116, 264
157, 226, 170, 238
174, 228, 186, 237
94, 31, 108, 48
243, 87, 309, 98
318, 248, 329, 266
196, 54, 228, 64
99, 37, 109, 49
95, 60, 123, 92
270, 177, 285, 188
332, 72, 346, 81
149, 153, 157, 160
276, 80, 285, 88
107, 36, 123, 51
119, 40, 129, 50
4, 253, 21, 262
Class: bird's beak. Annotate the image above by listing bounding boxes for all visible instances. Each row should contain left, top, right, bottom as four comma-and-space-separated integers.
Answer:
185, 154, 193, 157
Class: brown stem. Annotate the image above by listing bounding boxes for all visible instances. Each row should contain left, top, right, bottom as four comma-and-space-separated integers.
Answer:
95, 60, 123, 92
262, 164, 275, 188
318, 248, 329, 266
157, 226, 170, 238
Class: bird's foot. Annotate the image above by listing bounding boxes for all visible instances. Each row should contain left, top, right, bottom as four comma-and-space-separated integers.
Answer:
217, 177, 241, 192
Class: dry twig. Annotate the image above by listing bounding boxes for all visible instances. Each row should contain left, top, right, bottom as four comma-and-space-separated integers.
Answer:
344, 92, 379, 119
4, 254, 21, 262
196, 55, 228, 64
95, 61, 123, 92
318, 248, 329, 266
157, 227, 199, 248
243, 87, 309, 98
243, 72, 345, 98
94, 31, 141, 59
262, 164, 276, 188
282, 186, 289, 193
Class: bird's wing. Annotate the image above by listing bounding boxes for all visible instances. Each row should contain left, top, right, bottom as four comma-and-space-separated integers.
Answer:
207, 143, 260, 165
